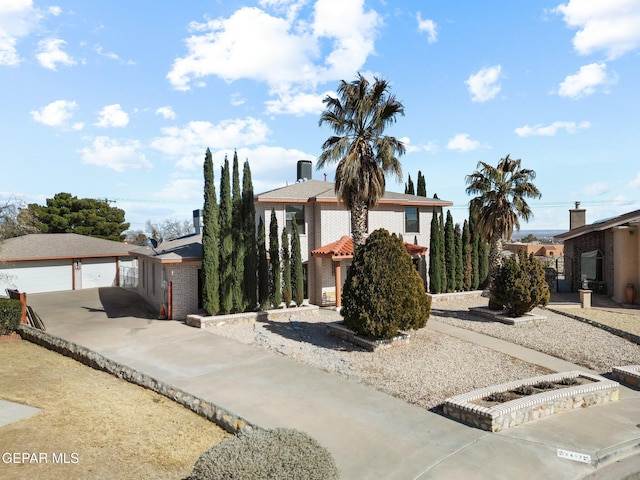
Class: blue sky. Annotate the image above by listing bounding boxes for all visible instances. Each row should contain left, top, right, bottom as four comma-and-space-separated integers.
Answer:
2, 0, 639, 233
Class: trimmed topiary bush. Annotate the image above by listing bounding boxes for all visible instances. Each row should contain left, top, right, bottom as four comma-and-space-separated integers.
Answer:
0, 298, 22, 335
341, 228, 431, 340
190, 428, 339, 480
492, 251, 550, 317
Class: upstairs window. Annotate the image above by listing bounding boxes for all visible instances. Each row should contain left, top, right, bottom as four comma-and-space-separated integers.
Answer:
286, 205, 305, 234
405, 207, 419, 233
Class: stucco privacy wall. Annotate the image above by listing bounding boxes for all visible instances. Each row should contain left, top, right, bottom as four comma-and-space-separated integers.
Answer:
612, 227, 640, 303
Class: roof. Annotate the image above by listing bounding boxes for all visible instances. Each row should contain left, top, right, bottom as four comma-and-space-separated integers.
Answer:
311, 235, 428, 259
130, 233, 202, 263
0, 233, 134, 261
256, 179, 453, 207
554, 208, 640, 241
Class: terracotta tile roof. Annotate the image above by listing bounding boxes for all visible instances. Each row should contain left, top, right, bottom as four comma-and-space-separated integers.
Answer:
311, 235, 428, 258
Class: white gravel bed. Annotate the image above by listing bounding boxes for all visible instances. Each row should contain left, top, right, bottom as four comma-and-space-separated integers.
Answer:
206, 309, 551, 410
548, 306, 640, 336
432, 298, 640, 372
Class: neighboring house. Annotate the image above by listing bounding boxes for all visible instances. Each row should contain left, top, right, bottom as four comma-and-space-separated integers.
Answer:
0, 233, 136, 294
131, 165, 453, 318
256, 172, 453, 307
554, 204, 640, 303
503, 242, 564, 258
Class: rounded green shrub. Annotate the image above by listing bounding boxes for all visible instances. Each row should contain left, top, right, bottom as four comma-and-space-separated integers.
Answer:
492, 251, 550, 317
341, 228, 431, 340
190, 428, 339, 480
0, 298, 22, 335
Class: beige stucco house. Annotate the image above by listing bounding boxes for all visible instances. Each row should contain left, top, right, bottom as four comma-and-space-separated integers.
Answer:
554, 205, 640, 304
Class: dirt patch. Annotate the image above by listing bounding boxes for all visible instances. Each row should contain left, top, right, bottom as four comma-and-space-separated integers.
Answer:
0, 340, 228, 480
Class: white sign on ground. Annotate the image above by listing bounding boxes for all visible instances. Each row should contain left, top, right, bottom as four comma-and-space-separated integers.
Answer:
557, 449, 591, 464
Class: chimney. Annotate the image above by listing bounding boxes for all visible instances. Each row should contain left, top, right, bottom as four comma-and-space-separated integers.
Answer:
297, 160, 312, 181
193, 209, 203, 234
569, 201, 586, 230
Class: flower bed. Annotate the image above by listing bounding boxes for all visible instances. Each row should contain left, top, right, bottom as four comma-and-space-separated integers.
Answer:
325, 322, 410, 352
443, 371, 619, 432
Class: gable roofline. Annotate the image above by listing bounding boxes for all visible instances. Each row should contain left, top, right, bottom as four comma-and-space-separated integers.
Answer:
554, 208, 640, 241
130, 233, 202, 263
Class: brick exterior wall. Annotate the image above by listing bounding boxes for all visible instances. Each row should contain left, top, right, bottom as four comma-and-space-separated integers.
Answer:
563, 230, 614, 294
167, 263, 201, 320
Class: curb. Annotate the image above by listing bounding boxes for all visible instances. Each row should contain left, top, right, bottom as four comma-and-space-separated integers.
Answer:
18, 324, 260, 435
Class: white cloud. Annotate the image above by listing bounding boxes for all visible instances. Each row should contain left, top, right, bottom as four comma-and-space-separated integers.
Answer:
156, 176, 203, 202
0, 0, 42, 66
78, 136, 152, 172
95, 104, 129, 128
465, 65, 502, 102
230, 93, 246, 106
613, 194, 632, 205
36, 38, 76, 70
48, 6, 62, 16
629, 172, 640, 189
583, 181, 609, 196
416, 12, 437, 43
155, 106, 176, 120
446, 133, 482, 152
30, 99, 78, 127
265, 90, 326, 115
150, 117, 270, 170
400, 136, 438, 154
514, 120, 591, 137
556, 62, 615, 98
167, 1, 381, 114
554, 0, 640, 59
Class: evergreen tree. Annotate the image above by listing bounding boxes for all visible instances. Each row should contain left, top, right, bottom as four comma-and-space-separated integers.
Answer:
242, 160, 257, 311
444, 210, 456, 292
462, 220, 472, 291
470, 212, 480, 290
257, 217, 269, 309
269, 208, 281, 308
439, 210, 447, 293
281, 226, 292, 307
201, 148, 219, 316
291, 222, 304, 306
417, 171, 427, 197
231, 151, 245, 312
428, 210, 442, 293
454, 223, 464, 291
406, 174, 415, 195
479, 241, 490, 288
219, 156, 233, 314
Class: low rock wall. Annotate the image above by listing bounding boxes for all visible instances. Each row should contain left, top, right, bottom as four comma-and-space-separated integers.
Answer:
612, 365, 640, 388
18, 324, 259, 435
187, 305, 320, 328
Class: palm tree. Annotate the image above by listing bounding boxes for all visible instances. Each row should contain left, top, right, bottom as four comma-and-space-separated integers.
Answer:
465, 154, 541, 309
317, 73, 405, 247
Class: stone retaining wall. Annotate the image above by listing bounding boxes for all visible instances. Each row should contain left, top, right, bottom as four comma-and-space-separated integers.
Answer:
18, 324, 259, 435
612, 365, 640, 388
443, 371, 619, 432
186, 305, 320, 328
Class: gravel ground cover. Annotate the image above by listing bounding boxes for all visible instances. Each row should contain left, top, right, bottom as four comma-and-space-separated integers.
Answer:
206, 297, 640, 411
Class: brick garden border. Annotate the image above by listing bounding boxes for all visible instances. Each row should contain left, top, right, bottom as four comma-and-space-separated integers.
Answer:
17, 324, 259, 435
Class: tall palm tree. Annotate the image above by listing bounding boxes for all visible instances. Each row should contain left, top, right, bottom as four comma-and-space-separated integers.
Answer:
317, 73, 405, 247
465, 154, 541, 309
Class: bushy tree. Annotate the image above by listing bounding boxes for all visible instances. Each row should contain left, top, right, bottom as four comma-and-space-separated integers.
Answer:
269, 208, 281, 308
341, 229, 431, 340
218, 156, 233, 314
429, 211, 442, 293
493, 251, 550, 317
242, 161, 257, 310
145, 218, 193, 241
291, 222, 304, 306
257, 217, 269, 310
281, 226, 292, 307
201, 148, 219, 316
0, 196, 39, 239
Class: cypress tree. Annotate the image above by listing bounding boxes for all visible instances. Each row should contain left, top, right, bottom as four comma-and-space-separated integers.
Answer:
417, 171, 427, 197
429, 210, 441, 293
444, 210, 456, 292
281, 226, 292, 307
257, 217, 269, 310
462, 220, 472, 291
454, 223, 464, 291
470, 212, 480, 290
231, 151, 245, 312
439, 210, 447, 293
406, 174, 415, 195
269, 208, 281, 308
479, 241, 490, 289
201, 148, 219, 315
242, 160, 257, 311
291, 222, 304, 306
219, 155, 233, 314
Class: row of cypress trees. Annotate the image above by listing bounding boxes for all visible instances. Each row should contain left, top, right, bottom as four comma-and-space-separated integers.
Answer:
429, 209, 489, 294
201, 148, 303, 315
404, 171, 427, 196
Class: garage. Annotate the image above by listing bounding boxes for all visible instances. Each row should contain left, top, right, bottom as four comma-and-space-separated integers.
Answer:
0, 233, 136, 295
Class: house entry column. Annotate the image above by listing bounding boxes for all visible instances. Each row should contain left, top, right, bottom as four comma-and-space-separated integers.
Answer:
334, 260, 341, 308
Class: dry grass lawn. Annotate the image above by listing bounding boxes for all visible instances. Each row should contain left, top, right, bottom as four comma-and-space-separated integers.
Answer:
0, 339, 229, 480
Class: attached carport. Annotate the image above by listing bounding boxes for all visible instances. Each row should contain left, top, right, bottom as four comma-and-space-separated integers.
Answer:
0, 233, 136, 295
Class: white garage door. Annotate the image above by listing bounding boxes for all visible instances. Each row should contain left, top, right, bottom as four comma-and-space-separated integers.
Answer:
0, 260, 73, 294
81, 258, 117, 289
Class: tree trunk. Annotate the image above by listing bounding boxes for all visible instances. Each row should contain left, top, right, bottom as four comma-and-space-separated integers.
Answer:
488, 234, 503, 310
351, 197, 368, 248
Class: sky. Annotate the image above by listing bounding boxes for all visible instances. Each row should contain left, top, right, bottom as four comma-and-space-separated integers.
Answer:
1, 0, 640, 234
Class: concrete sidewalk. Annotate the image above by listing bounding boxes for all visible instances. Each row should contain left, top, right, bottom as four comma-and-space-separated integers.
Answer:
23, 289, 640, 479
